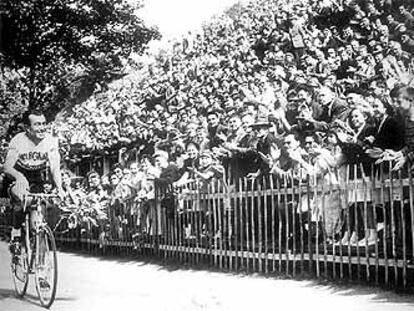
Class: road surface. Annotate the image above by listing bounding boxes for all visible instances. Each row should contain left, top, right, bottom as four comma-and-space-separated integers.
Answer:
1, 242, 414, 311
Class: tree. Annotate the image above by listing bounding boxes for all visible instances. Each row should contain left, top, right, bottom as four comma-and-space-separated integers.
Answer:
0, 0, 160, 123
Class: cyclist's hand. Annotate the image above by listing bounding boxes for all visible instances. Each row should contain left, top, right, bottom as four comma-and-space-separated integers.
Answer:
15, 176, 29, 193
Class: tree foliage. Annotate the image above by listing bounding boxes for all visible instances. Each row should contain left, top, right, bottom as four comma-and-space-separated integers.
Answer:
0, 0, 160, 127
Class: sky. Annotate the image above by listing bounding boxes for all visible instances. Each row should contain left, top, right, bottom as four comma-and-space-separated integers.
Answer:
139, 0, 245, 38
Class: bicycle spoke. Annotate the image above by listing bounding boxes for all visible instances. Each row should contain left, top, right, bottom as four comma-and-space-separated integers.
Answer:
11, 244, 29, 297
35, 226, 58, 308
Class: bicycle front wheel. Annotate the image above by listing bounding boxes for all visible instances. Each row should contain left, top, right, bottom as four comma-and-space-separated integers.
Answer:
34, 225, 58, 308
11, 242, 29, 297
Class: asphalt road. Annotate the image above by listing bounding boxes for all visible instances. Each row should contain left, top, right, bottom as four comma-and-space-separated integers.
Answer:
1, 242, 414, 311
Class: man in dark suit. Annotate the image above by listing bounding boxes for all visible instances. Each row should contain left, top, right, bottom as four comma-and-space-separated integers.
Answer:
305, 86, 350, 132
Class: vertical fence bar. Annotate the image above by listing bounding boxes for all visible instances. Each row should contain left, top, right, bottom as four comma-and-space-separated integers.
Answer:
270, 176, 276, 273
284, 175, 290, 276
258, 179, 263, 273
205, 186, 210, 266
298, 170, 304, 276
277, 177, 283, 274
314, 171, 320, 278
221, 180, 227, 269
264, 177, 269, 274
390, 170, 398, 286
408, 165, 414, 287
244, 178, 250, 273
371, 164, 379, 286
321, 174, 327, 280
329, 172, 336, 280
328, 170, 335, 280
183, 186, 189, 263
194, 182, 200, 265
307, 175, 313, 276
213, 180, 218, 268
398, 170, 407, 288
238, 179, 244, 271
174, 186, 179, 261
228, 183, 233, 271
251, 178, 257, 272
195, 182, 201, 266
354, 165, 361, 281
179, 186, 185, 263
291, 171, 297, 278
362, 169, 370, 283
200, 183, 206, 264
345, 166, 352, 281
234, 180, 240, 271
207, 182, 213, 266
187, 183, 193, 265
380, 163, 389, 286
218, 179, 224, 269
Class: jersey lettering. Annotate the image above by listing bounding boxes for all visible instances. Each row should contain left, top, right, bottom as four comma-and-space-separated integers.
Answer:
9, 133, 57, 172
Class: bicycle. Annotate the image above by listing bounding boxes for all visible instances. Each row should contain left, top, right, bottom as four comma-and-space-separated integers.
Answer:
11, 193, 59, 308
52, 204, 81, 236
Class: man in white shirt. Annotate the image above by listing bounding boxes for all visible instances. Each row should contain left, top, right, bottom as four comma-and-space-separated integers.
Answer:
4, 109, 63, 254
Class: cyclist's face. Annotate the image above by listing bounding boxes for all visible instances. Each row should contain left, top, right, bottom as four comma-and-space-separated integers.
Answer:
27, 114, 46, 141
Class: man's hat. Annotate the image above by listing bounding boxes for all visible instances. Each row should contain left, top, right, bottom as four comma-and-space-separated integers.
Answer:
249, 116, 272, 128
372, 45, 383, 55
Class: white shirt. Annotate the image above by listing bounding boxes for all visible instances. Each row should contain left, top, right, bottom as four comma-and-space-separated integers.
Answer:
8, 132, 58, 171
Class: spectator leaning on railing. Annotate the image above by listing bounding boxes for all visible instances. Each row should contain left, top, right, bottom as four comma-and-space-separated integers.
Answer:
7, 0, 414, 250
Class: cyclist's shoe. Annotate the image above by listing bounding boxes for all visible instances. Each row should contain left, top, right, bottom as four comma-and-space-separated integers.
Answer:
9, 238, 21, 265
38, 277, 50, 290
9, 238, 21, 256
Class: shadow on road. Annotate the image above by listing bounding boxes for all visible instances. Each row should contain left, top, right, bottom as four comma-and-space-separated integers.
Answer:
0, 288, 38, 301
304, 281, 414, 306
57, 247, 414, 308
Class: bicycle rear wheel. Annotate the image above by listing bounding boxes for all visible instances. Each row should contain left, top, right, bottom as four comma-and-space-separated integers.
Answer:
11, 242, 29, 297
34, 225, 58, 308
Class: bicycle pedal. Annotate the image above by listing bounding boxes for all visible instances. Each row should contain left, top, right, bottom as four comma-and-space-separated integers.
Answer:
9, 241, 21, 257
11, 255, 20, 265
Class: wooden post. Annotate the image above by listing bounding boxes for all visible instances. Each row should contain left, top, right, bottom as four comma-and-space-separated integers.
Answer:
270, 176, 276, 273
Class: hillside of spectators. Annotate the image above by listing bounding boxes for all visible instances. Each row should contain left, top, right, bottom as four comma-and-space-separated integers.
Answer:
51, 0, 414, 163
42, 0, 414, 246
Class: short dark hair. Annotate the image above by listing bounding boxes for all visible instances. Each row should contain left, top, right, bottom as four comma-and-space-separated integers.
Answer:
87, 170, 100, 179
296, 84, 314, 96
185, 141, 200, 151
23, 109, 44, 126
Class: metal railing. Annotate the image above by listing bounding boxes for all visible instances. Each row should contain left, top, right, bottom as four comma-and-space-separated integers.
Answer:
32, 164, 414, 288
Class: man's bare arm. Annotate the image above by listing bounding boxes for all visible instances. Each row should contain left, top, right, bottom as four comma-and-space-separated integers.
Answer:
48, 142, 63, 194
3, 144, 26, 182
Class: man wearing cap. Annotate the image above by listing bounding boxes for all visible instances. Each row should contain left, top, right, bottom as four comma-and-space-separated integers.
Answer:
399, 5, 414, 30
247, 117, 281, 180
373, 45, 403, 83
401, 32, 414, 54
206, 109, 228, 149
386, 86, 414, 171
191, 151, 224, 186
390, 41, 411, 69
151, 150, 180, 234
153, 150, 180, 187
304, 86, 349, 132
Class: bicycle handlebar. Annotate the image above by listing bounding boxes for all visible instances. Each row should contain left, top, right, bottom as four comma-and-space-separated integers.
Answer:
24, 193, 60, 199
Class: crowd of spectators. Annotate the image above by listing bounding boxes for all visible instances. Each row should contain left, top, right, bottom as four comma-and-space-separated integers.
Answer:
10, 0, 414, 250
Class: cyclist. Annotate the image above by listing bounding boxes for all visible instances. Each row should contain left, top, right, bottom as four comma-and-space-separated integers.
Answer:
3, 109, 63, 268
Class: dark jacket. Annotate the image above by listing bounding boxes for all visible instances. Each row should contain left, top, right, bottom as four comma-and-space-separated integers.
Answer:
312, 98, 350, 132
373, 115, 405, 151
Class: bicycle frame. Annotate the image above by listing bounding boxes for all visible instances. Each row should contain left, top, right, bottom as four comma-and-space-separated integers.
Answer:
13, 193, 59, 308
22, 193, 57, 270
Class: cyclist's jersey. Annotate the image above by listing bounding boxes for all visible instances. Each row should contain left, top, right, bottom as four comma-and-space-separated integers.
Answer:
8, 132, 58, 186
